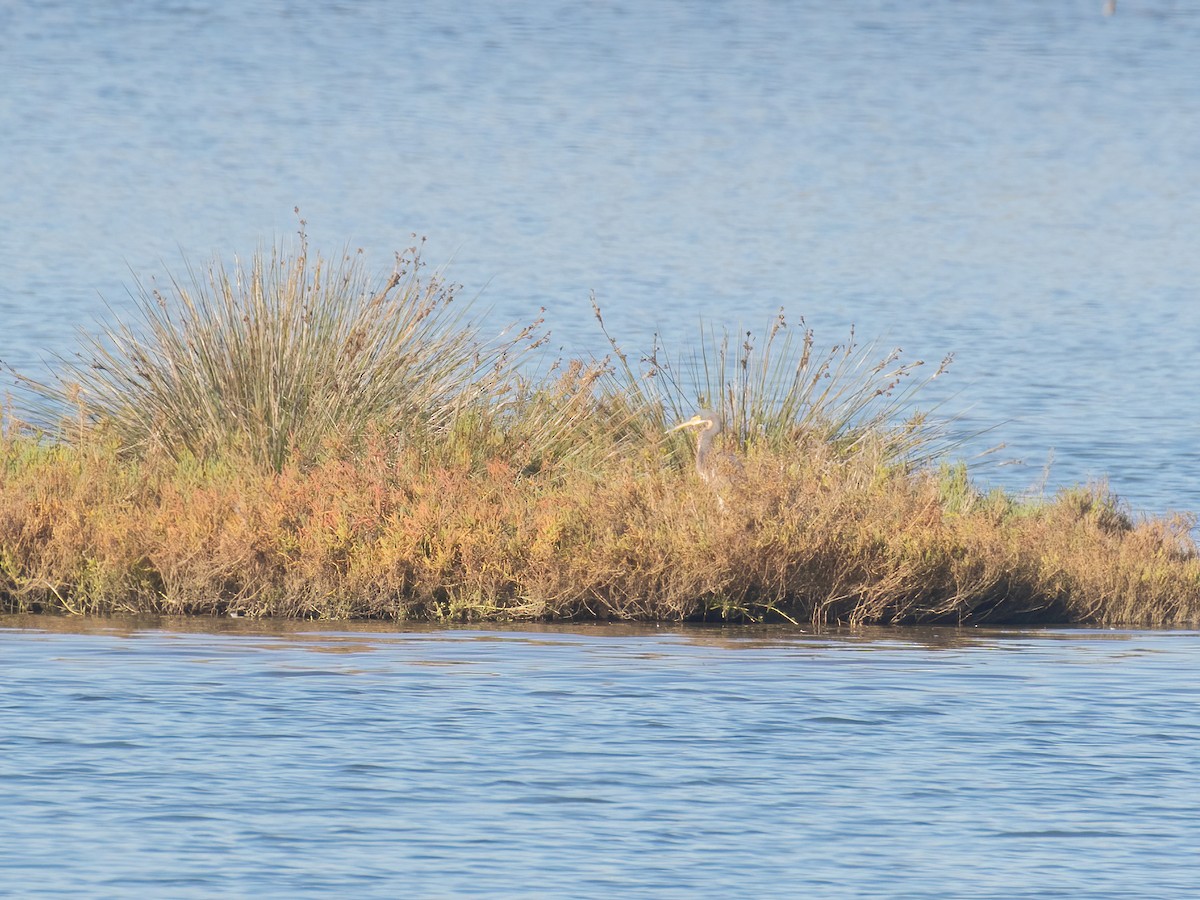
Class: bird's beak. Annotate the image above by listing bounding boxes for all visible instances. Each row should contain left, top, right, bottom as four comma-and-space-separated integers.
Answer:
665, 414, 706, 434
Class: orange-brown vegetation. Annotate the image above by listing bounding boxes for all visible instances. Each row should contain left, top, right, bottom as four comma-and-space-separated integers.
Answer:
2, 431, 1197, 625
4, 231, 1197, 625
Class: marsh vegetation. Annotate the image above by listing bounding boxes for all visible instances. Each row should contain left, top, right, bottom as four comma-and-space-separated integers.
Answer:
3, 230, 1198, 624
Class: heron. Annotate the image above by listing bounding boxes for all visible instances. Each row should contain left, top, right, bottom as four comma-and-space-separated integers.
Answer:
666, 411, 724, 484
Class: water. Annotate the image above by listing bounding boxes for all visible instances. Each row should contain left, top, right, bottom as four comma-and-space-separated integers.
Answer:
1, 0, 1199, 514
1, 620, 1198, 898
3, 7, 1199, 891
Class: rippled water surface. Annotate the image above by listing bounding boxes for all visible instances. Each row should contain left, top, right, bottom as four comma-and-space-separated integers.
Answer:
3, 7, 1199, 892
2, 621, 1199, 898
2, 0, 1199, 513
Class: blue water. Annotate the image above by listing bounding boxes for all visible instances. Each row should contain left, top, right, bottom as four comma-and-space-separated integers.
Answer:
1, 0, 1199, 514
1, 620, 1199, 898
3, 5, 1200, 893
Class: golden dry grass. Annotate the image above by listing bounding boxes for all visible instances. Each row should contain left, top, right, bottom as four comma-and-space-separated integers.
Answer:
2, 430, 1197, 625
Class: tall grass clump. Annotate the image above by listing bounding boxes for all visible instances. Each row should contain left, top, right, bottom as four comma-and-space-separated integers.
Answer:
16, 221, 543, 471
592, 298, 959, 474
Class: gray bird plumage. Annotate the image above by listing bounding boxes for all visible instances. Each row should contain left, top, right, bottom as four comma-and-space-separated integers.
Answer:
666, 411, 724, 484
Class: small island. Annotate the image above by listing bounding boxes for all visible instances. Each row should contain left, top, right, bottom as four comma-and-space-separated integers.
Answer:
4, 234, 1198, 625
